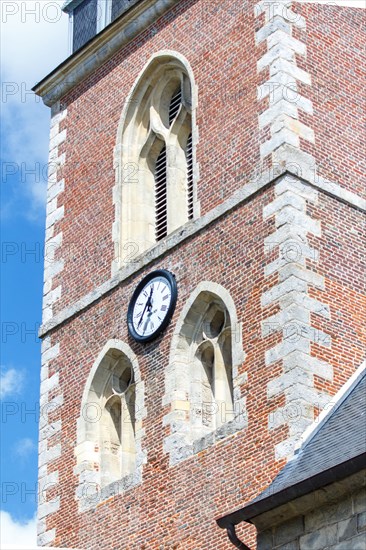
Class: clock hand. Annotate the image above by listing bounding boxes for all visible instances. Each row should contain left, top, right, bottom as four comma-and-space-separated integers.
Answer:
137, 286, 154, 328
142, 312, 152, 335
137, 302, 148, 329
147, 285, 154, 312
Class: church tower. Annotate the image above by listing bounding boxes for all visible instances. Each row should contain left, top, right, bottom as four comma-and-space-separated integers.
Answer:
33, 0, 365, 548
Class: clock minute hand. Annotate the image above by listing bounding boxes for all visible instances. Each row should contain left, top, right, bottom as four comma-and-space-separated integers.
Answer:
137, 301, 148, 329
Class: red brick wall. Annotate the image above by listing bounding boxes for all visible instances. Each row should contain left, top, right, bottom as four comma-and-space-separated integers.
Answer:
309, 193, 366, 397
53, 1, 365, 316
54, 0, 261, 313
41, 1, 366, 548
45, 183, 365, 548
47, 190, 278, 549
294, 2, 366, 198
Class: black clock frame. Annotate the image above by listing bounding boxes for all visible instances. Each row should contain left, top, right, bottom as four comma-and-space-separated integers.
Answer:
127, 269, 178, 343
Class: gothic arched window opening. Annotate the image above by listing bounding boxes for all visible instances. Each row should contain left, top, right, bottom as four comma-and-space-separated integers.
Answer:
99, 357, 136, 487
75, 342, 146, 507
191, 301, 234, 436
114, 53, 198, 271
163, 283, 247, 464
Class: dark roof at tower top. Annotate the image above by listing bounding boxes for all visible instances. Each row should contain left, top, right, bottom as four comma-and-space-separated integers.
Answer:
218, 364, 366, 528
62, 0, 83, 12
63, 0, 142, 53
33, 0, 180, 104
62, 0, 139, 13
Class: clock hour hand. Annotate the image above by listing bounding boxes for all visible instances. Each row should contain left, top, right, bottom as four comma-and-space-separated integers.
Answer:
147, 284, 154, 312
137, 286, 153, 328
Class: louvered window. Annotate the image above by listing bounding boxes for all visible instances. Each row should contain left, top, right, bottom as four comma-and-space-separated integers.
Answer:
115, 57, 196, 264
186, 133, 194, 220
169, 88, 182, 125
155, 146, 167, 241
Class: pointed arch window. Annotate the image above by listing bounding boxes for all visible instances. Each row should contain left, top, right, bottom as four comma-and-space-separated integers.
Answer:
114, 53, 198, 270
163, 283, 247, 464
100, 357, 136, 486
74, 343, 146, 508
191, 301, 234, 437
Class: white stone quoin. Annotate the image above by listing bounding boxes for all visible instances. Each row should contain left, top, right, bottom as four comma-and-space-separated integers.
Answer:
38, 102, 66, 547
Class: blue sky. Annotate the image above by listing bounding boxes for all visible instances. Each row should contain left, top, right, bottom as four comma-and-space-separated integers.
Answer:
0, 0, 363, 547
1, 1, 68, 546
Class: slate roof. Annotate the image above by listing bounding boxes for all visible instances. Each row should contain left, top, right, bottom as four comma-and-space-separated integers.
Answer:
217, 366, 366, 528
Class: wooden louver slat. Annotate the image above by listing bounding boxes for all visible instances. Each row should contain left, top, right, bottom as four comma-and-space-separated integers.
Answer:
155, 145, 167, 241
169, 88, 182, 125
186, 133, 194, 220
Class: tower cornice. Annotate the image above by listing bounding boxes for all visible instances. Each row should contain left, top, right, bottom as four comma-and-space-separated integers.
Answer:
32, 0, 180, 106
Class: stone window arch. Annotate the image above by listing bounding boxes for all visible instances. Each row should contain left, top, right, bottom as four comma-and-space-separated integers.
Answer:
192, 302, 234, 436
74, 340, 146, 510
163, 283, 247, 465
113, 51, 199, 273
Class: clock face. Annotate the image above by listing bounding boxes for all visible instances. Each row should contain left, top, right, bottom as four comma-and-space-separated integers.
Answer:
127, 270, 177, 343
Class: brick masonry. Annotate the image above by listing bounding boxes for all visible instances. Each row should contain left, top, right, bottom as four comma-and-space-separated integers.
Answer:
34, 0, 366, 548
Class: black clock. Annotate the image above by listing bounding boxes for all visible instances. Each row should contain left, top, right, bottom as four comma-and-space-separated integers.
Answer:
127, 269, 177, 343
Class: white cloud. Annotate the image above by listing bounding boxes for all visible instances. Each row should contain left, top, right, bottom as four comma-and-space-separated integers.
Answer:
1, 1, 69, 222
0, 510, 37, 548
14, 437, 37, 459
0, 1, 69, 84
0, 368, 24, 399
1, 0, 363, 222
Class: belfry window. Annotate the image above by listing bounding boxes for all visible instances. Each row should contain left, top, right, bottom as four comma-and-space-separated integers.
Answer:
75, 348, 146, 505
114, 54, 198, 269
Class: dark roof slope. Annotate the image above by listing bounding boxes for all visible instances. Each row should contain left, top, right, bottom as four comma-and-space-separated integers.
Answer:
218, 367, 366, 528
